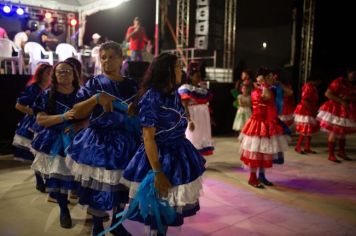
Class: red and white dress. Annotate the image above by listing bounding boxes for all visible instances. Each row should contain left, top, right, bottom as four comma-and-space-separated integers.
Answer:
279, 85, 295, 127
178, 83, 214, 155
317, 77, 356, 136
239, 86, 289, 168
294, 82, 320, 135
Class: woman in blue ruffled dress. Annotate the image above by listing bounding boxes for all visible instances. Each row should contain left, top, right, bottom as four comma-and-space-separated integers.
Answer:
66, 41, 139, 236
12, 63, 52, 192
30, 61, 80, 229
121, 53, 206, 236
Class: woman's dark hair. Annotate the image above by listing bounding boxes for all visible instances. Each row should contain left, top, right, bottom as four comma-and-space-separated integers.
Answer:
26, 63, 52, 86
139, 53, 178, 97
99, 41, 123, 58
64, 57, 82, 77
186, 61, 200, 83
129, 53, 178, 115
64, 57, 86, 85
256, 67, 272, 78
47, 61, 80, 114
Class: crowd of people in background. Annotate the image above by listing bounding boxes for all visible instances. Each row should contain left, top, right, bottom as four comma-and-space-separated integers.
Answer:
0, 16, 152, 76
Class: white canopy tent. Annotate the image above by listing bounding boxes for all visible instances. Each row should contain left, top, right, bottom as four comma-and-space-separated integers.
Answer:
6, 0, 131, 46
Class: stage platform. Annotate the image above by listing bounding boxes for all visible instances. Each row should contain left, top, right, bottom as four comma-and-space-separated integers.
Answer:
0, 133, 355, 235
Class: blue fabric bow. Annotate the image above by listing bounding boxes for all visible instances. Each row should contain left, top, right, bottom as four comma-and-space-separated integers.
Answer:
98, 171, 176, 236
112, 100, 129, 112
49, 124, 74, 158
112, 100, 141, 137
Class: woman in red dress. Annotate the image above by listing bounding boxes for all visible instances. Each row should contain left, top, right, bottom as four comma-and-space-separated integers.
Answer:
239, 68, 289, 188
294, 77, 321, 154
317, 68, 356, 162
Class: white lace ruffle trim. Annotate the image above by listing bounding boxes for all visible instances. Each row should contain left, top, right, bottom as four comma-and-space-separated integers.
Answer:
65, 156, 123, 186
317, 111, 356, 127
31, 150, 72, 176
120, 176, 203, 207
12, 134, 32, 149
279, 114, 294, 121
239, 134, 290, 154
294, 115, 318, 124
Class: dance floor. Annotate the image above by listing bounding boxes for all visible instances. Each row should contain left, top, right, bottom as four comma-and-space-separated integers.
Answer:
0, 133, 356, 235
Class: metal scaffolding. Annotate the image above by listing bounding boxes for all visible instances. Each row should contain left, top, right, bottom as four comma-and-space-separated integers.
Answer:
299, 0, 315, 83
223, 0, 237, 71
176, 0, 190, 50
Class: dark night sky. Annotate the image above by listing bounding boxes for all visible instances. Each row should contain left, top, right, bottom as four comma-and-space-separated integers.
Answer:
313, 1, 356, 78
235, 0, 293, 72
84, 0, 156, 45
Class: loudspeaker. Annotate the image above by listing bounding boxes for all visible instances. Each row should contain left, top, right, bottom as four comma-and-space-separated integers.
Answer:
196, 6, 209, 21
194, 0, 224, 50
197, 0, 209, 6
195, 36, 208, 49
195, 21, 209, 35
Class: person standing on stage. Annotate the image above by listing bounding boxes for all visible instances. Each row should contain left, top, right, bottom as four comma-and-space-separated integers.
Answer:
125, 17, 150, 61
232, 84, 252, 133
317, 68, 356, 162
13, 28, 31, 49
30, 61, 80, 229
66, 41, 139, 235
239, 68, 289, 188
37, 23, 58, 51
178, 61, 214, 156
12, 63, 52, 191
121, 53, 206, 235
294, 77, 321, 154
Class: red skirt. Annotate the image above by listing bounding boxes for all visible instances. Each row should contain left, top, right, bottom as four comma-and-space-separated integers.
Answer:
239, 117, 289, 168
317, 100, 356, 135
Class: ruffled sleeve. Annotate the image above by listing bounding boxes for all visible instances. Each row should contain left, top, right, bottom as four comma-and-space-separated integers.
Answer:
17, 84, 41, 106
177, 84, 192, 100
138, 89, 162, 127
33, 90, 49, 114
76, 77, 98, 103
178, 83, 212, 103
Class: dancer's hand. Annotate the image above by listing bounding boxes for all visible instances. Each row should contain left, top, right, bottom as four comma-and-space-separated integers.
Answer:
63, 109, 75, 120
27, 106, 34, 115
96, 93, 115, 112
154, 172, 172, 198
127, 102, 136, 116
